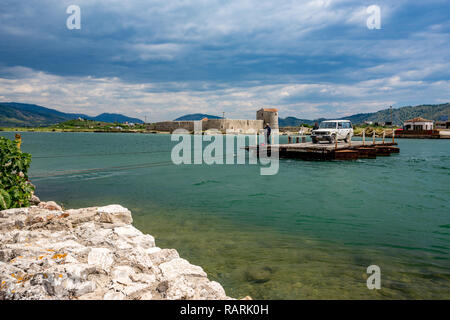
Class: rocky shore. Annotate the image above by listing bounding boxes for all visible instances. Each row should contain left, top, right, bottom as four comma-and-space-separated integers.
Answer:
0, 201, 231, 300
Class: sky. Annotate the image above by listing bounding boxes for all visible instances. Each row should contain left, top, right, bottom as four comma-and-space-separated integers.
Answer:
0, 0, 449, 121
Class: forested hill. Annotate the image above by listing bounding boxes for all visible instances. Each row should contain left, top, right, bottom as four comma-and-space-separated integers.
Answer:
0, 102, 143, 126
279, 103, 449, 127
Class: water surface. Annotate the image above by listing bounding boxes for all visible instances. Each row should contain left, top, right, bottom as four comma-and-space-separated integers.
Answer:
1, 131, 449, 299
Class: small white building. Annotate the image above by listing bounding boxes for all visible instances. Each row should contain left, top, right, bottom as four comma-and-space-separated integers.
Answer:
403, 117, 434, 131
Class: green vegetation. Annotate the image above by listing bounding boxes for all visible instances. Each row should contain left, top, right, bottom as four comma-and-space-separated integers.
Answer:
0, 136, 34, 209
50, 119, 147, 132
279, 117, 317, 127
278, 103, 449, 127
353, 125, 399, 136
291, 123, 313, 128
279, 125, 313, 133
342, 103, 450, 125
0, 119, 148, 133
0, 102, 144, 127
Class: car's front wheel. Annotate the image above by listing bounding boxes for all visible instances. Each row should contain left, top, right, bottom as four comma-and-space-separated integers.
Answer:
344, 134, 350, 143
329, 134, 336, 144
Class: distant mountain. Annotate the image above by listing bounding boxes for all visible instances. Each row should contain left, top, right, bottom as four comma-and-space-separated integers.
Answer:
173, 103, 449, 127
0, 102, 143, 127
340, 103, 450, 125
174, 113, 222, 121
90, 113, 143, 124
279, 117, 322, 127
0, 102, 83, 127
2, 102, 448, 128
279, 103, 450, 127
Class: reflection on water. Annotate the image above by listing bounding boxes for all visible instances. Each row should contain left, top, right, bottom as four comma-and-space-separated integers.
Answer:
1, 132, 449, 299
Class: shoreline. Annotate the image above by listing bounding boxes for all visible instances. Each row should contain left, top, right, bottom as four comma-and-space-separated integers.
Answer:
0, 200, 233, 300
2, 127, 450, 140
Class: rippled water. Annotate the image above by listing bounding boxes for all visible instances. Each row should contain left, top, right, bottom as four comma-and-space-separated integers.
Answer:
1, 131, 449, 299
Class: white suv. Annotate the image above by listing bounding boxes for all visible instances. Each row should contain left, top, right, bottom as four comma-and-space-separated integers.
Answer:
311, 120, 353, 144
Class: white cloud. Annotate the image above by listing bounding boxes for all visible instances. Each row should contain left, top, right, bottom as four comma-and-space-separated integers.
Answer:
0, 1, 449, 120
1, 66, 448, 121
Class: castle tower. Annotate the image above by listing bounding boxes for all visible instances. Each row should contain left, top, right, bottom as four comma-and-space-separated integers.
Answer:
256, 108, 279, 134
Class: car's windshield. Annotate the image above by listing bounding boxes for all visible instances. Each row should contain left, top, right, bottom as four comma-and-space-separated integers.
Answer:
319, 122, 337, 129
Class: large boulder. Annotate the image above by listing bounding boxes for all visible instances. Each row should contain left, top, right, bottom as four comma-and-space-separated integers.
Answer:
97, 205, 132, 225
0, 203, 232, 300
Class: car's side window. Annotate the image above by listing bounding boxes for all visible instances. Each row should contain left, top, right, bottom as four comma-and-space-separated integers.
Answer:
338, 122, 343, 128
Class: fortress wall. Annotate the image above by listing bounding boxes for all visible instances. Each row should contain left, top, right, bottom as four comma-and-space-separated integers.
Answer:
147, 119, 263, 133
146, 121, 195, 132
204, 119, 263, 133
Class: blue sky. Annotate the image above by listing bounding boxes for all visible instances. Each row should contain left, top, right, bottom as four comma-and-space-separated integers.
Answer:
0, 0, 449, 121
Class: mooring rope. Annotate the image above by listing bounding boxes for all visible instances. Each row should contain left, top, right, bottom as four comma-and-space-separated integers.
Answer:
32, 150, 172, 159
29, 145, 247, 180
29, 160, 174, 179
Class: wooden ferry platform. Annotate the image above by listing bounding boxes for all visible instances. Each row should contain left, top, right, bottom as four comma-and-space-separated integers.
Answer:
244, 140, 399, 161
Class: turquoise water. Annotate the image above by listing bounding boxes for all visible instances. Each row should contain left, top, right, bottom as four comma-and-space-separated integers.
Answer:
1, 131, 449, 299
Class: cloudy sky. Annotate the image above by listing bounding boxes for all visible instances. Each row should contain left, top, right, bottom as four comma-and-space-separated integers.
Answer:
0, 0, 449, 121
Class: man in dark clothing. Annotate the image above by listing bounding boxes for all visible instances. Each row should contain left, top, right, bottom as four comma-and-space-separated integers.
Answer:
264, 123, 272, 145
313, 122, 319, 130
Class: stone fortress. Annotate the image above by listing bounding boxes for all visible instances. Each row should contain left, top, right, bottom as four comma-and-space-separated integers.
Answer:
147, 108, 279, 134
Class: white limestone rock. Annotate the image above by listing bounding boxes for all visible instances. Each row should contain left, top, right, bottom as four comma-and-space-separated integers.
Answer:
50, 240, 87, 253
103, 290, 126, 300
30, 195, 41, 205
0, 208, 29, 218
149, 248, 179, 266
0, 203, 231, 300
145, 247, 161, 255
200, 281, 228, 299
79, 224, 114, 247
114, 238, 134, 250
133, 234, 156, 249
121, 246, 154, 271
139, 291, 153, 300
64, 263, 96, 281
38, 201, 62, 212
122, 283, 149, 297
67, 208, 98, 225
70, 280, 96, 297
114, 225, 143, 237
164, 276, 196, 300
97, 205, 132, 225
131, 272, 156, 285
111, 266, 135, 285
159, 258, 207, 281
87, 248, 114, 272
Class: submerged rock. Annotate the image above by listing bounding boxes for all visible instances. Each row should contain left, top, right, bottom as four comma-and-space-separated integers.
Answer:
0, 203, 231, 300
244, 266, 274, 284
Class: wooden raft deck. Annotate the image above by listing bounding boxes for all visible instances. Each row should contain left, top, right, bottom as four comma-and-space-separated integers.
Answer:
244, 141, 399, 160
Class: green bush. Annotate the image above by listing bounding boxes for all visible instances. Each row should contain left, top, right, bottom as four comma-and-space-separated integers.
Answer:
0, 136, 34, 209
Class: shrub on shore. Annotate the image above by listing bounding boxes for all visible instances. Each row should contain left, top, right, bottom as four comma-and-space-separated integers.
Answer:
0, 136, 34, 209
